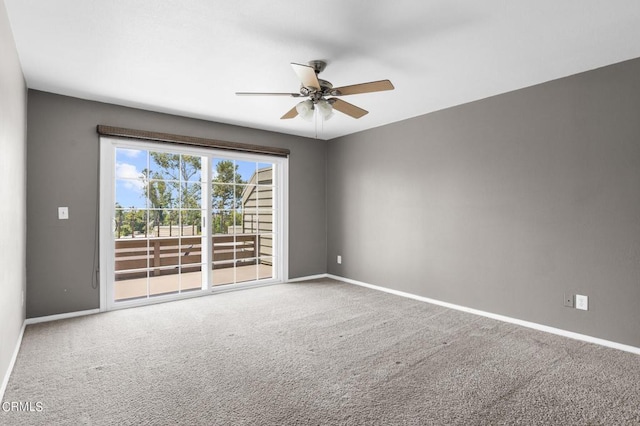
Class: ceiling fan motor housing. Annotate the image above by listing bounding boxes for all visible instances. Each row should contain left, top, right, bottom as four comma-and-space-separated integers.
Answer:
302, 79, 335, 101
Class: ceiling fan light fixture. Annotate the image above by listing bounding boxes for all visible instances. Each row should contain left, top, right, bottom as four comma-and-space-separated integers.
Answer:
296, 100, 314, 121
316, 99, 334, 121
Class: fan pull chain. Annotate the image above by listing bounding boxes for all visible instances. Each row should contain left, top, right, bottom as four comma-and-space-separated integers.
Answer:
314, 108, 318, 139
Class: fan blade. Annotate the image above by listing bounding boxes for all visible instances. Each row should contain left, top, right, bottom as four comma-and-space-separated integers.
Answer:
280, 105, 299, 119
329, 98, 368, 119
333, 79, 394, 96
291, 63, 321, 90
236, 92, 301, 97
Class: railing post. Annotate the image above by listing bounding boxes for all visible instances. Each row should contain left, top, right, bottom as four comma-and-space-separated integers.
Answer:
153, 239, 161, 276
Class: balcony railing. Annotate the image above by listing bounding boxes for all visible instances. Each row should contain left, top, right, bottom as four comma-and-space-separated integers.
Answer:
114, 234, 261, 280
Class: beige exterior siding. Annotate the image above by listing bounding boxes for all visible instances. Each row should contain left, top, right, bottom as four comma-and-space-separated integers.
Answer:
242, 167, 273, 263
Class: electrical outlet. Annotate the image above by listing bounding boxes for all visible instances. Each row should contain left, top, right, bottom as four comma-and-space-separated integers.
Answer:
58, 206, 69, 220
337, 255, 342, 264
576, 294, 588, 311
563, 294, 574, 308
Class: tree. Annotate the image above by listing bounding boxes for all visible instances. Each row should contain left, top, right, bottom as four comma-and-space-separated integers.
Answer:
212, 160, 244, 210
212, 160, 245, 234
114, 206, 147, 238
149, 152, 200, 182
145, 153, 201, 209
142, 153, 203, 235
143, 171, 170, 230
116, 155, 247, 236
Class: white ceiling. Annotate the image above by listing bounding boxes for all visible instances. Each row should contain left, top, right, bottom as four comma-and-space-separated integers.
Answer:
5, 1, 640, 140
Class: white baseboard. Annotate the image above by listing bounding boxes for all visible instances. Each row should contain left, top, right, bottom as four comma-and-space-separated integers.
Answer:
326, 274, 640, 356
0, 322, 26, 402
24, 308, 100, 325
287, 273, 330, 283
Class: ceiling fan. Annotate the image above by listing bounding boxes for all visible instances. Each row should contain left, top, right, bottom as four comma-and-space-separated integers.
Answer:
236, 60, 394, 120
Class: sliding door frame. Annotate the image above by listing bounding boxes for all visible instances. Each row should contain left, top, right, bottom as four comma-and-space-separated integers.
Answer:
99, 136, 288, 311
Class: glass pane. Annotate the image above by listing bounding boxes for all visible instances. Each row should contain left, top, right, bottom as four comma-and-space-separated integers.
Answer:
230, 210, 243, 235
212, 232, 235, 262
180, 210, 202, 237
179, 239, 201, 265
114, 209, 148, 239
150, 152, 180, 181
149, 268, 180, 296
180, 266, 204, 292
212, 183, 236, 210
235, 160, 256, 184
258, 257, 274, 280
256, 185, 273, 208
116, 148, 148, 181
212, 210, 234, 235
147, 210, 161, 238
116, 147, 147, 164
212, 159, 236, 184
151, 209, 180, 237
236, 234, 258, 263
181, 154, 202, 182
115, 179, 147, 209
212, 261, 235, 286
241, 209, 258, 234
114, 270, 149, 301
257, 233, 273, 258
181, 182, 202, 209
257, 164, 274, 185
236, 260, 257, 284
238, 184, 256, 210
257, 211, 274, 234
147, 180, 179, 209
152, 235, 180, 269
114, 236, 149, 273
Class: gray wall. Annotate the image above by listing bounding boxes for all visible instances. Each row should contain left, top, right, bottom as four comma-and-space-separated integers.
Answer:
20, 51, 640, 349
0, 0, 27, 392
327, 58, 640, 348
26, 91, 326, 318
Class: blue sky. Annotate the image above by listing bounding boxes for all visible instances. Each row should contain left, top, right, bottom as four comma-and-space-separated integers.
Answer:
115, 148, 270, 209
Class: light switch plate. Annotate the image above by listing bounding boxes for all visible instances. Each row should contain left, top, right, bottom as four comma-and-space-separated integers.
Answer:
576, 294, 588, 311
58, 207, 69, 220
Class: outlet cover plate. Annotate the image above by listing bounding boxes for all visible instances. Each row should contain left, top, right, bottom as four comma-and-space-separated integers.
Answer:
563, 294, 574, 308
576, 294, 588, 311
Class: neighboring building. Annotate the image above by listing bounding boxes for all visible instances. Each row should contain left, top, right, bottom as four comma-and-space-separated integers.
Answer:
241, 166, 273, 262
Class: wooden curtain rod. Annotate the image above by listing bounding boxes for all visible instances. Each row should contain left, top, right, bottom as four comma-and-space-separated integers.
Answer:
97, 125, 290, 157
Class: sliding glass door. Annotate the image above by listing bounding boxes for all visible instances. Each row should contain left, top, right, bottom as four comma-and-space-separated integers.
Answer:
211, 158, 276, 286
100, 137, 287, 310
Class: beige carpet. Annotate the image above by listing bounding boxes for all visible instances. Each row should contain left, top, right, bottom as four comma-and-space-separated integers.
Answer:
2, 278, 639, 425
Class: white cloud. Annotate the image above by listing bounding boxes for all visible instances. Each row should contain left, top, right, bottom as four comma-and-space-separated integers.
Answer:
116, 162, 144, 190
